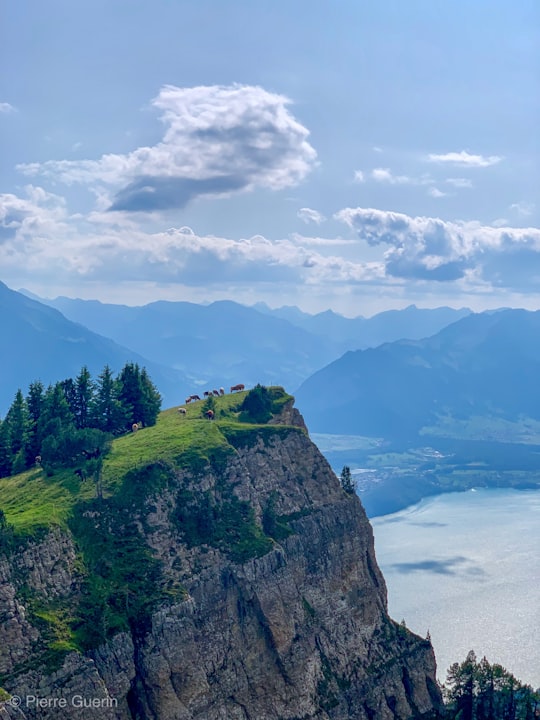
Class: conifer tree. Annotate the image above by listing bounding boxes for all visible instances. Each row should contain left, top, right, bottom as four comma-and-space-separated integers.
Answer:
74, 366, 94, 429
5, 390, 28, 472
94, 365, 126, 434
139, 367, 161, 427
25, 380, 44, 465
115, 362, 142, 429
0, 420, 12, 478
339, 465, 356, 494
40, 383, 75, 437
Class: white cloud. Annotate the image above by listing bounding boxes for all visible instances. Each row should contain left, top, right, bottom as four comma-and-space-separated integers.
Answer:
427, 150, 502, 168
297, 207, 326, 225
5, 180, 540, 300
371, 168, 413, 185
428, 188, 447, 198
0, 102, 16, 114
510, 201, 535, 217
335, 206, 540, 287
0, 187, 383, 291
17, 84, 318, 212
290, 233, 356, 247
446, 177, 473, 188
353, 170, 365, 183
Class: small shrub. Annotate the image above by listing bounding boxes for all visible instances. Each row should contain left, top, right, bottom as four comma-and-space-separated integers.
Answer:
239, 385, 273, 424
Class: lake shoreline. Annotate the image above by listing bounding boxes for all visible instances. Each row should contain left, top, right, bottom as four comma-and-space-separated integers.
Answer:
371, 488, 540, 689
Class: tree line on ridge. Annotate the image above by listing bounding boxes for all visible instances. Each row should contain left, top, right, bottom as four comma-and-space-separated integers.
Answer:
0, 363, 161, 478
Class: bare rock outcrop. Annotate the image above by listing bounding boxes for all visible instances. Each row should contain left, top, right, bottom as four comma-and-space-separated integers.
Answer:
0, 405, 442, 719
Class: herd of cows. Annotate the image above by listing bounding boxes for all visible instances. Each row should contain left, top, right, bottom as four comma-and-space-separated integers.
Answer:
176, 383, 247, 420
184, 383, 245, 405
129, 383, 248, 430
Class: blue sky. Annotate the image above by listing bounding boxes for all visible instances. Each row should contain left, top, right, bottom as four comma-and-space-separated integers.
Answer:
1, 0, 538, 315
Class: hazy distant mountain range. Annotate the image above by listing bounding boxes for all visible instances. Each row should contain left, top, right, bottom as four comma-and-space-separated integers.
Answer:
253, 301, 471, 352
2, 280, 474, 418
30, 292, 470, 388
296, 308, 540, 439
36, 296, 338, 394
0, 281, 188, 413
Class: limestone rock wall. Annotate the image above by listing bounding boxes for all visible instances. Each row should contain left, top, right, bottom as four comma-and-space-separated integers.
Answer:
0, 408, 442, 720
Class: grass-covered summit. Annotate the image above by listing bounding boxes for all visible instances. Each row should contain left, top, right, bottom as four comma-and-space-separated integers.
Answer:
0, 385, 301, 665
0, 385, 295, 536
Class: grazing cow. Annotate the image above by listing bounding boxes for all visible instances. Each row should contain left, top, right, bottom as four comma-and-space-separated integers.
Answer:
132, 422, 142, 432
212, 389, 220, 397
219, 387, 225, 395
178, 407, 187, 415
205, 409, 215, 420
190, 394, 201, 402
186, 397, 192, 404
230, 383, 245, 393
203, 391, 211, 397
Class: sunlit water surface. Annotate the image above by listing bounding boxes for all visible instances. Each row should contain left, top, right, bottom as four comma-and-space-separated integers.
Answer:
371, 489, 540, 688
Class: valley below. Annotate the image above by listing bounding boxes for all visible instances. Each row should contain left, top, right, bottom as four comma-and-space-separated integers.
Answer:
372, 488, 540, 689
313, 433, 540, 689
313, 431, 540, 517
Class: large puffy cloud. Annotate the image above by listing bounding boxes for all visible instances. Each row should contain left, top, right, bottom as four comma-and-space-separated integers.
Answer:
17, 84, 317, 211
336, 207, 540, 286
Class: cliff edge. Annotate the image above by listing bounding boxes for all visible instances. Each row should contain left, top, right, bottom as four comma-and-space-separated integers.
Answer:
0, 388, 442, 719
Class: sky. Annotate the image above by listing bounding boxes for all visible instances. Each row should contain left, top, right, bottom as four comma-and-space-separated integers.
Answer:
1, 0, 539, 316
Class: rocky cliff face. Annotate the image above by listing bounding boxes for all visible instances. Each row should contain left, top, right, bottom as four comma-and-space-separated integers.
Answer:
0, 402, 442, 719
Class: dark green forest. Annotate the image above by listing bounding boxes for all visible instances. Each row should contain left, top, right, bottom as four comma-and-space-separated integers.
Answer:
0, 363, 161, 478
442, 651, 539, 720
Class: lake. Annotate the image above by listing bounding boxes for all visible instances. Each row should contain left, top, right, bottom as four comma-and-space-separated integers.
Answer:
371, 488, 540, 688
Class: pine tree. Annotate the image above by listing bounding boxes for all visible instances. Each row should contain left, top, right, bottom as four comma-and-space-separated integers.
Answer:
0, 420, 12, 478
74, 366, 94, 429
5, 389, 28, 469
116, 363, 143, 429
25, 380, 44, 465
139, 368, 161, 427
94, 365, 126, 434
339, 465, 356, 494
40, 383, 75, 437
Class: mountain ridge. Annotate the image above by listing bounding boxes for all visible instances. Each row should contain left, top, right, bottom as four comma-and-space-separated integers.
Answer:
296, 307, 540, 437
0, 281, 188, 414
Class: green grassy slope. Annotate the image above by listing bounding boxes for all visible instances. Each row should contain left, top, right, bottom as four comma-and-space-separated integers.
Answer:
0, 387, 304, 667
0, 387, 296, 536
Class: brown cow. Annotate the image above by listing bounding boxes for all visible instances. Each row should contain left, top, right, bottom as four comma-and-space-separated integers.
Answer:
230, 383, 245, 393
205, 409, 215, 420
